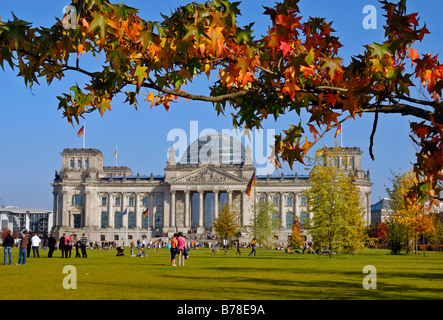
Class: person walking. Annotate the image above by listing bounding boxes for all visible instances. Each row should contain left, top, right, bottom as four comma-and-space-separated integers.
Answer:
170, 233, 178, 266
31, 232, 41, 258
65, 234, 73, 258
75, 240, 81, 257
18, 229, 31, 265
80, 233, 88, 258
248, 237, 257, 257
223, 238, 228, 254
3, 230, 14, 265
235, 240, 242, 255
59, 234, 66, 258
177, 232, 186, 267
47, 234, 56, 258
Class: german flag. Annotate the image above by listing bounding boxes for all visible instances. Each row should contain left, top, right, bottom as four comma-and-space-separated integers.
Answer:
77, 125, 85, 137
334, 124, 342, 139
143, 208, 149, 218
246, 171, 255, 198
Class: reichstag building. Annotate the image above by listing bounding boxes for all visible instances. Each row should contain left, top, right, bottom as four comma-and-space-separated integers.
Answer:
51, 134, 372, 243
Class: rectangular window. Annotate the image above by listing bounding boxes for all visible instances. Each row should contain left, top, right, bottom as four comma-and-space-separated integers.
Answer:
73, 214, 82, 228
287, 196, 293, 206
77, 159, 82, 168
273, 196, 279, 206
128, 196, 134, 206
70, 159, 75, 168
156, 196, 162, 206
85, 158, 89, 168
259, 196, 265, 203
142, 197, 148, 206
101, 197, 107, 206
115, 196, 121, 206
300, 196, 307, 206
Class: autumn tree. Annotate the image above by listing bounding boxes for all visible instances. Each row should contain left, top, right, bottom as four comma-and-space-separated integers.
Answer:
303, 147, 366, 257
1, 0, 443, 200
366, 222, 389, 247
288, 217, 304, 250
386, 169, 437, 254
212, 202, 241, 241
249, 200, 281, 248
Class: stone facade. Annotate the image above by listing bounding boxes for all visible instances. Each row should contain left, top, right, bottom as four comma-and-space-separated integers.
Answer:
51, 134, 372, 244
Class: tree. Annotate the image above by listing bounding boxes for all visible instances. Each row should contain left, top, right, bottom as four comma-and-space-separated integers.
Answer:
303, 147, 366, 257
1, 0, 443, 200
212, 202, 241, 241
367, 222, 389, 246
249, 200, 281, 248
386, 219, 408, 254
288, 218, 304, 250
386, 169, 436, 254
429, 213, 443, 247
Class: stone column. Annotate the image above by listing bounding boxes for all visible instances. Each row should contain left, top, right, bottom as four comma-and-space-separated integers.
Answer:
62, 191, 69, 228
52, 192, 58, 226
84, 190, 92, 228
120, 193, 126, 228
149, 192, 154, 229
108, 192, 114, 228
280, 192, 285, 229
57, 191, 63, 227
228, 190, 233, 205
213, 190, 219, 220
198, 190, 204, 228
366, 192, 371, 226
163, 192, 170, 229
241, 191, 247, 227
293, 192, 298, 219
184, 190, 190, 228
134, 193, 139, 229
170, 190, 176, 229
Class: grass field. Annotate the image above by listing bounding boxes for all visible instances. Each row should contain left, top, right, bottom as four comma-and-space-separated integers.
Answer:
1, 246, 442, 300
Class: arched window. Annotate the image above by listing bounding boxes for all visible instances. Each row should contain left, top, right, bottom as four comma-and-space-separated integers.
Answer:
101, 211, 108, 229
71, 194, 85, 206
286, 212, 294, 229
272, 212, 280, 229
142, 213, 149, 229
128, 212, 136, 229
155, 212, 163, 229
114, 212, 122, 229
300, 212, 308, 227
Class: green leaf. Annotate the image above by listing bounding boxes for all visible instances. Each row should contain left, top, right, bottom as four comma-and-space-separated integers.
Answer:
133, 65, 148, 89
89, 12, 108, 40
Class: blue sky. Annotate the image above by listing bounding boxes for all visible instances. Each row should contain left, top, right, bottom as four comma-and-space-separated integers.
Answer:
0, 1, 442, 210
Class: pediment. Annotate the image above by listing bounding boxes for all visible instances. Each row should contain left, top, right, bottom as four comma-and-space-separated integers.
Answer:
170, 165, 246, 185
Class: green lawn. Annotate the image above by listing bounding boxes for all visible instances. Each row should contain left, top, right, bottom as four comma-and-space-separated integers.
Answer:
1, 247, 442, 300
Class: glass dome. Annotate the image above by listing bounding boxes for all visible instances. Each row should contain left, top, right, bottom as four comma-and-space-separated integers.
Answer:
180, 134, 246, 165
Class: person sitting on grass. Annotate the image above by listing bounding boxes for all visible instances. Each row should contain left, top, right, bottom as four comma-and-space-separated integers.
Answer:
134, 245, 148, 257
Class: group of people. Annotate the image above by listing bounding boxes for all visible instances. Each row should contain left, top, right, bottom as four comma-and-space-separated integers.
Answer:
3, 229, 44, 265
170, 232, 187, 266
4, 228, 259, 266
2, 229, 89, 265
56, 233, 89, 258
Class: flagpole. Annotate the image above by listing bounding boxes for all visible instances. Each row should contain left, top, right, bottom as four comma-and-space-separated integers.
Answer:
82, 123, 85, 149
253, 170, 256, 238
341, 124, 343, 148
115, 145, 118, 166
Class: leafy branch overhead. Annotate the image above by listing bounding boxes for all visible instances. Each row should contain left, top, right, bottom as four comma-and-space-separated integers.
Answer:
1, 0, 442, 200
